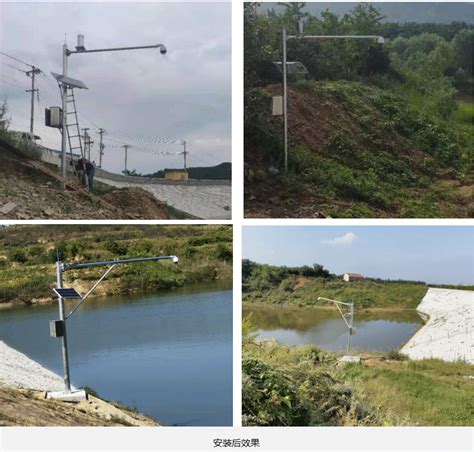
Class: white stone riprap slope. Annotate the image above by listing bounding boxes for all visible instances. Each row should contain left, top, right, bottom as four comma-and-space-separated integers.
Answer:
401, 288, 474, 364
95, 178, 231, 220
0, 341, 70, 391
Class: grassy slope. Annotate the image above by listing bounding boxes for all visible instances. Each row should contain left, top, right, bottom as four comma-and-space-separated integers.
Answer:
243, 341, 474, 426
245, 81, 473, 218
244, 276, 428, 310
0, 225, 232, 304
339, 358, 474, 426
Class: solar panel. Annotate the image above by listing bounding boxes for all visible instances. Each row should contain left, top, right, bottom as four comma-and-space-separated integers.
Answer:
51, 72, 88, 90
53, 288, 82, 299
273, 61, 309, 75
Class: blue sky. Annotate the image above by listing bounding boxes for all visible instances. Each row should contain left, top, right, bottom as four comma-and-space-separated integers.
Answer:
242, 226, 474, 285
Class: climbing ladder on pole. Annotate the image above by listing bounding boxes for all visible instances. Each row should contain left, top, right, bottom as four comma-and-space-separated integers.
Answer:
64, 87, 88, 187
65, 88, 84, 160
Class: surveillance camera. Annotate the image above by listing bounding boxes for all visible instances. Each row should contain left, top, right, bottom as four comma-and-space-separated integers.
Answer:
172, 255, 179, 264
160, 45, 167, 55
377, 37, 385, 44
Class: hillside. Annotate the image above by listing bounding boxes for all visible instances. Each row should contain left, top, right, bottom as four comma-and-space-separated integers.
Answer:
0, 225, 232, 306
146, 162, 232, 180
0, 136, 172, 219
242, 261, 473, 310
245, 81, 473, 218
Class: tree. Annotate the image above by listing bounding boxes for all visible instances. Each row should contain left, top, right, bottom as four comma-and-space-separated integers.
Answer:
278, 2, 308, 30
242, 259, 257, 279
452, 28, 474, 77
344, 3, 385, 35
0, 96, 10, 131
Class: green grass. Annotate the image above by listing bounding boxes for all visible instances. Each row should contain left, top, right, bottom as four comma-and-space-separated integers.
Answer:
242, 328, 474, 426
339, 359, 474, 426
453, 100, 474, 125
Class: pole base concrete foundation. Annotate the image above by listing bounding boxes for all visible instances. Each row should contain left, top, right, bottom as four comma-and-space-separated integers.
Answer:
45, 389, 87, 402
339, 355, 361, 364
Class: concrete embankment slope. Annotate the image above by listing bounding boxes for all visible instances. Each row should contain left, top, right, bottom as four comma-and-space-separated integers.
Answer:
401, 288, 474, 364
0, 341, 67, 391
0, 341, 159, 426
95, 168, 231, 219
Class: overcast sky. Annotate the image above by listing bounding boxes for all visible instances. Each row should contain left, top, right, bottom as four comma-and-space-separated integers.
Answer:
243, 226, 474, 285
0, 2, 231, 174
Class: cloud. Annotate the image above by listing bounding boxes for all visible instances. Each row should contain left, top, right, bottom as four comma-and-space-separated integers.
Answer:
321, 232, 357, 246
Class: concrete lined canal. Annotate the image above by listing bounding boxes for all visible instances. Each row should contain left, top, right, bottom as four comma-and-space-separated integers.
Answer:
0, 282, 232, 426
244, 305, 423, 352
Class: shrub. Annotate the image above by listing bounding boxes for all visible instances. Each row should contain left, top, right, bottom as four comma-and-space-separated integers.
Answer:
8, 248, 28, 263
104, 240, 128, 256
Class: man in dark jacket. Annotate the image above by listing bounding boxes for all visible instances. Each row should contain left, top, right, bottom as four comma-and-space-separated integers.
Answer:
74, 158, 95, 189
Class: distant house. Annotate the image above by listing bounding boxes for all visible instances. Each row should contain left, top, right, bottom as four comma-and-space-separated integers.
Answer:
165, 169, 189, 181
343, 273, 364, 282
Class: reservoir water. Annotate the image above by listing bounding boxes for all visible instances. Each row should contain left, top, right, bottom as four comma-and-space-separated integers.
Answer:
244, 305, 423, 352
0, 282, 233, 426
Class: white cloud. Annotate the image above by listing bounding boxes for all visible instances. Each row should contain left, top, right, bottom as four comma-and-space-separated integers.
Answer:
321, 232, 357, 246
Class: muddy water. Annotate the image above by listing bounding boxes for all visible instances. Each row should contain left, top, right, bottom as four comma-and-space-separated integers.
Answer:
0, 282, 232, 426
244, 305, 423, 352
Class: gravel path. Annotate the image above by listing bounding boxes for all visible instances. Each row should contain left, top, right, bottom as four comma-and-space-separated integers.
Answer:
401, 288, 474, 364
0, 341, 70, 391
96, 178, 231, 219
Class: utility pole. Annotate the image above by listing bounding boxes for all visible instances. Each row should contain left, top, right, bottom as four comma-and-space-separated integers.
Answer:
0, 53, 42, 134
122, 144, 131, 173
97, 128, 106, 168
182, 140, 188, 171
25, 67, 41, 134
82, 127, 90, 160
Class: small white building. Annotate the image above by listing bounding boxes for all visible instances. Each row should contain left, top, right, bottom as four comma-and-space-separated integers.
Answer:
343, 272, 364, 282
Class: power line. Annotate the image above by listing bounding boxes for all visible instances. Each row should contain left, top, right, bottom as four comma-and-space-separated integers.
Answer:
0, 60, 27, 74
0, 51, 33, 68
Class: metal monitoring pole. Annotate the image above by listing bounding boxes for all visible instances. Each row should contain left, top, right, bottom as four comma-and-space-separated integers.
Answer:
25, 67, 41, 134
97, 128, 106, 168
48, 254, 179, 400
282, 29, 288, 171
60, 34, 167, 183
60, 43, 68, 183
281, 25, 384, 171
122, 144, 131, 172
317, 297, 354, 353
55, 260, 71, 392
